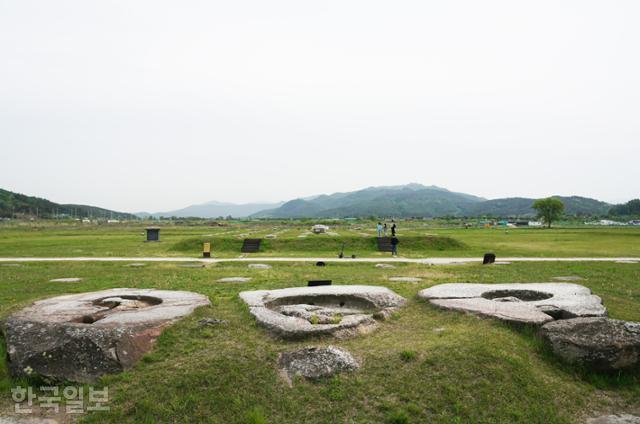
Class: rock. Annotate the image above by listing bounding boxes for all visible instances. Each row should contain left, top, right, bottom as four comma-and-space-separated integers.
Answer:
389, 277, 422, 282
4, 288, 210, 383
240, 285, 406, 339
493, 261, 511, 265
586, 415, 640, 424
615, 260, 638, 264
265, 234, 277, 238
540, 317, 640, 371
278, 346, 359, 384
49, 278, 82, 283
418, 283, 606, 325
375, 264, 396, 269
125, 263, 147, 267
217, 277, 252, 283
0, 417, 58, 424
248, 264, 272, 270
198, 318, 229, 326
552, 276, 583, 281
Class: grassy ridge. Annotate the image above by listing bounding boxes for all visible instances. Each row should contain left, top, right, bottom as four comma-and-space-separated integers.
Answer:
170, 235, 466, 256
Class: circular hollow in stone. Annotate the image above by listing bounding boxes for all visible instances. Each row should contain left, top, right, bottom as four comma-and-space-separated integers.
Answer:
49, 278, 82, 283
278, 346, 359, 385
418, 283, 607, 325
5, 288, 210, 383
240, 285, 406, 339
218, 277, 252, 283
248, 264, 272, 270
481, 289, 553, 302
389, 277, 422, 282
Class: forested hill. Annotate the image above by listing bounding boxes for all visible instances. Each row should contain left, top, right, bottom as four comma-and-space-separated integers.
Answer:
252, 184, 613, 218
0, 188, 136, 219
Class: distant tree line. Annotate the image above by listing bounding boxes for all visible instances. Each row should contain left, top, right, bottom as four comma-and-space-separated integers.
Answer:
608, 199, 640, 216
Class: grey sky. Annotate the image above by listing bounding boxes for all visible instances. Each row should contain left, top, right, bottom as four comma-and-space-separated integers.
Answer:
1, 0, 638, 213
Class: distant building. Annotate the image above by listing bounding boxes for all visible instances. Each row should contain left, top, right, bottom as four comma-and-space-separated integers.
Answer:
311, 224, 329, 234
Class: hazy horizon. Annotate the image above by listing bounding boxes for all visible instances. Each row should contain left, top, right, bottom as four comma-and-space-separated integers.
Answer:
2, 1, 639, 213
0, 182, 633, 214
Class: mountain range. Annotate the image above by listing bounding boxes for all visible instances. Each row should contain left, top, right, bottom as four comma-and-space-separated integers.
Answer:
0, 184, 623, 220
136, 200, 283, 219
252, 184, 613, 218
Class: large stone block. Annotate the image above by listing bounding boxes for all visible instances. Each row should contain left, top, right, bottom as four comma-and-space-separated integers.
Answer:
4, 288, 210, 383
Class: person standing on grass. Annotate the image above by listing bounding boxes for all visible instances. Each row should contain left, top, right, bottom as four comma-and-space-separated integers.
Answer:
383, 223, 388, 236
391, 223, 397, 237
377, 222, 383, 237
391, 236, 399, 256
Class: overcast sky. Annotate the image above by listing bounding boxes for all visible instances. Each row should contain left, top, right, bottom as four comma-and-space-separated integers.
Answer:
1, 1, 638, 213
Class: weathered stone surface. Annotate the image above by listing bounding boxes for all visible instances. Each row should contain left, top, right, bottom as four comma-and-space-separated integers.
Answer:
218, 277, 252, 283
278, 346, 359, 384
248, 264, 272, 270
586, 415, 640, 424
240, 285, 406, 339
552, 276, 583, 281
540, 317, 640, 371
389, 277, 422, 282
375, 264, 396, 269
0, 417, 58, 424
49, 278, 82, 283
418, 283, 606, 325
4, 288, 210, 383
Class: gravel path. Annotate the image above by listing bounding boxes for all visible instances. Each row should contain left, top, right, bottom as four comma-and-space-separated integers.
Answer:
0, 257, 638, 265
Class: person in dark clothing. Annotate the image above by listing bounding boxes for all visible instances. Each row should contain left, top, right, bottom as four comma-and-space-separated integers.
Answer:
391, 223, 397, 236
391, 236, 399, 256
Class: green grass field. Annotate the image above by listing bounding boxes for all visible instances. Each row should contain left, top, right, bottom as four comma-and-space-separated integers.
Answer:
0, 222, 639, 423
0, 221, 639, 258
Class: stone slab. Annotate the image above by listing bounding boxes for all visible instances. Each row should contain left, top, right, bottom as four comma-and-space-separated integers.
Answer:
4, 288, 210, 383
240, 285, 406, 340
218, 277, 252, 283
389, 277, 422, 282
418, 283, 606, 325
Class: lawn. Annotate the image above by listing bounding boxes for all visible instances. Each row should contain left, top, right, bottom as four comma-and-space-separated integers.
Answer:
1, 260, 639, 423
0, 221, 639, 258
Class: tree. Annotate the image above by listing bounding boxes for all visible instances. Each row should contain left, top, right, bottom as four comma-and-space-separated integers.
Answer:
609, 199, 640, 216
532, 198, 564, 228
